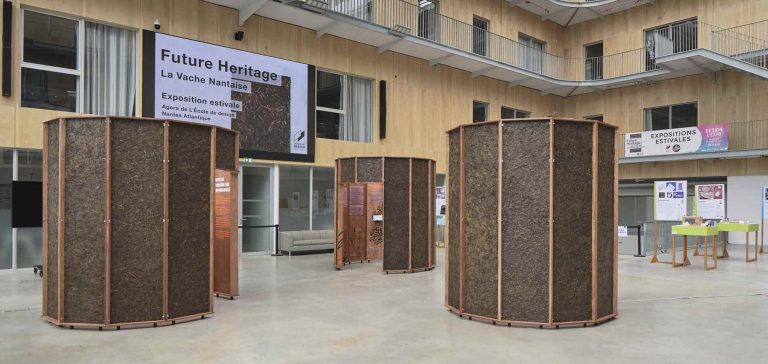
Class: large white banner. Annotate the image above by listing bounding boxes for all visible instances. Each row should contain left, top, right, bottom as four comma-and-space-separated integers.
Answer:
145, 31, 313, 161
654, 181, 687, 221
624, 124, 728, 158
695, 184, 725, 219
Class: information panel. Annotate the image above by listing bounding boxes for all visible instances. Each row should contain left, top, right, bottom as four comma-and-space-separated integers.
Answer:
654, 180, 687, 221
142, 30, 315, 162
763, 186, 768, 219
695, 184, 725, 219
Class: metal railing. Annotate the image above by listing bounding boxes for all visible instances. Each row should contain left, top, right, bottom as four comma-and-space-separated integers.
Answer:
712, 20, 768, 68
619, 119, 768, 158
302, 0, 768, 82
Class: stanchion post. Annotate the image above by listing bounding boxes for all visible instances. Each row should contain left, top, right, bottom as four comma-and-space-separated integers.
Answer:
272, 224, 282, 256
633, 225, 645, 257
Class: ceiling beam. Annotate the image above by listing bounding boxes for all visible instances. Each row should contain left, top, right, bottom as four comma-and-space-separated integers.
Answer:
471, 67, 496, 79
238, 0, 268, 26
315, 20, 336, 38
377, 38, 404, 55
429, 54, 454, 67
687, 58, 716, 82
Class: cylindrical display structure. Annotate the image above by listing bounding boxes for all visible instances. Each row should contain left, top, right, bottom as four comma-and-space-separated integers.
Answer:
335, 157, 437, 273
445, 118, 618, 328
42, 117, 239, 329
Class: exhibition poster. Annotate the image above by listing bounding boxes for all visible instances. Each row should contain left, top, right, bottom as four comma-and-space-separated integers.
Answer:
654, 180, 687, 221
624, 124, 728, 158
694, 184, 725, 219
763, 186, 768, 219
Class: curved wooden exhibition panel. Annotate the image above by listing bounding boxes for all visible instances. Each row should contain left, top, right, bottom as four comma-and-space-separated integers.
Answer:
334, 157, 437, 273
445, 118, 618, 328
41, 116, 239, 330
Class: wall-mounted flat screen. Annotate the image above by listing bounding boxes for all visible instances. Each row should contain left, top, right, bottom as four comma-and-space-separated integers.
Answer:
12, 181, 42, 228
142, 30, 315, 162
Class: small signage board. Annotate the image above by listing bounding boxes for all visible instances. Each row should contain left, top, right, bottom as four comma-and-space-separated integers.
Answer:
694, 184, 725, 220
618, 226, 628, 237
654, 181, 688, 221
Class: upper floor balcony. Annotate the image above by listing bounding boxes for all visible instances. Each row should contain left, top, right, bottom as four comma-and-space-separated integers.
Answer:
221, 0, 768, 97
507, 0, 656, 27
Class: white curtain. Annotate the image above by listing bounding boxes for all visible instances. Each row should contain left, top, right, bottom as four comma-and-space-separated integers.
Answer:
84, 22, 136, 116
345, 76, 372, 143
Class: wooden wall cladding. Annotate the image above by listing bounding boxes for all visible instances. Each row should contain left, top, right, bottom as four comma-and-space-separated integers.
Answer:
41, 116, 238, 330
445, 118, 618, 329
334, 157, 436, 273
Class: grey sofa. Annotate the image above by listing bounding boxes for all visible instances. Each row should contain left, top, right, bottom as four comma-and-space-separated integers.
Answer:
279, 230, 334, 255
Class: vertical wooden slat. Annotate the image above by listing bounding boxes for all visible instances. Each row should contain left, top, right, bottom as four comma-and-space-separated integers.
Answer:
334, 159, 339, 268
444, 136, 450, 306
428, 160, 432, 268
408, 158, 413, 271
381, 157, 385, 262
42, 122, 49, 317
57, 119, 66, 322
459, 126, 466, 312
209, 127, 216, 313
354, 157, 358, 183
497, 121, 503, 321
163, 121, 169, 320
613, 128, 619, 316
104, 118, 112, 325
548, 118, 554, 325
591, 122, 598, 321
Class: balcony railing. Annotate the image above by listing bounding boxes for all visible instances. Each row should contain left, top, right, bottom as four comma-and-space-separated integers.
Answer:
304, 0, 768, 82
619, 119, 768, 159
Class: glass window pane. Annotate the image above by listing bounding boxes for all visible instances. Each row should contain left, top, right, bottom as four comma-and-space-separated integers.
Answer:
23, 11, 78, 69
17, 227, 42, 268
317, 71, 343, 110
645, 106, 670, 131
501, 107, 515, 119
671, 103, 698, 129
21, 68, 78, 112
17, 150, 43, 182
346, 76, 372, 143
279, 166, 310, 232
473, 101, 487, 122
516, 110, 531, 118
317, 110, 342, 140
312, 168, 334, 231
0, 149, 11, 269
84, 22, 137, 116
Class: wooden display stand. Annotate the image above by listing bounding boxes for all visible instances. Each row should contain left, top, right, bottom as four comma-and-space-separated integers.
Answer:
334, 157, 437, 273
717, 223, 759, 262
42, 117, 238, 330
670, 225, 718, 270
445, 118, 618, 328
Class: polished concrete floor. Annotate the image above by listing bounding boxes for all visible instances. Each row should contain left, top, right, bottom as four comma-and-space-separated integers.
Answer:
2, 246, 767, 364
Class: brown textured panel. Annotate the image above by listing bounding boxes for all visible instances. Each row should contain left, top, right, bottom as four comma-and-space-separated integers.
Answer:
63, 119, 106, 324
231, 76, 291, 154
501, 121, 550, 322
366, 183, 384, 260
357, 157, 383, 183
447, 131, 460, 309
552, 121, 593, 323
45, 121, 59, 319
383, 158, 410, 271
462, 124, 498, 319
216, 129, 237, 171
410, 159, 429, 270
168, 123, 211, 318
597, 126, 616, 318
340, 158, 356, 183
110, 119, 164, 324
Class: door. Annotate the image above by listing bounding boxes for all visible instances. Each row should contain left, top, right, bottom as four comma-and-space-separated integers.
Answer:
418, 1, 439, 41
585, 42, 603, 80
240, 165, 273, 255
473, 16, 488, 56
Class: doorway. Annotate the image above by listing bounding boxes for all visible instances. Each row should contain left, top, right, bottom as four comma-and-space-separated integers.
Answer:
585, 42, 603, 80
240, 165, 274, 255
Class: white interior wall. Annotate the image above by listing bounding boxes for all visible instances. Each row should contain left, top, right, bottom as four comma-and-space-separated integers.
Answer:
726, 175, 768, 245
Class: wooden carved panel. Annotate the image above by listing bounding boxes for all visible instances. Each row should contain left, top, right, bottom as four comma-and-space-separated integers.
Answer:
346, 184, 367, 261
367, 183, 384, 260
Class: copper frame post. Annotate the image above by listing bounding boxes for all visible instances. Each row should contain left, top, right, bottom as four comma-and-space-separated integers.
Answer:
547, 118, 554, 325
444, 136, 450, 307
428, 160, 433, 268
163, 121, 170, 320
58, 119, 66, 322
42, 123, 49, 317
591, 122, 598, 321
613, 126, 619, 316
209, 128, 216, 313
408, 159, 413, 271
497, 121, 503, 321
333, 159, 339, 269
459, 127, 466, 312
104, 118, 112, 325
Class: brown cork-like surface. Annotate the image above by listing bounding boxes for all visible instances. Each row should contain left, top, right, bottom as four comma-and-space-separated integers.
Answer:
431, 160, 437, 266
356, 157, 383, 183
501, 121, 550, 322
410, 159, 429, 270
231, 76, 291, 154
447, 131, 460, 309
552, 121, 593, 323
63, 119, 106, 324
109, 119, 165, 324
462, 124, 499, 319
383, 158, 410, 271
340, 158, 356, 183
168, 123, 211, 319
597, 125, 616, 318
45, 121, 59, 319
216, 129, 237, 171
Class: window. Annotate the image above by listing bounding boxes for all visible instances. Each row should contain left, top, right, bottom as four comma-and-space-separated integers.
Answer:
277, 166, 335, 234
644, 103, 698, 131
585, 42, 603, 80
329, 0, 372, 21
21, 10, 136, 115
316, 70, 373, 143
473, 101, 488, 123
519, 34, 546, 73
472, 16, 488, 56
311, 167, 335, 231
501, 107, 530, 119
585, 115, 604, 122
418, 1, 439, 41
645, 19, 697, 70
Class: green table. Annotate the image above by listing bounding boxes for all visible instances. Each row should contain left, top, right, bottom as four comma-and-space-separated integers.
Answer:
671, 225, 719, 270
717, 223, 760, 262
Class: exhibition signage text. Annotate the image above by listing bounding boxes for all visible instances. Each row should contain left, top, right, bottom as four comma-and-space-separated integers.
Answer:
624, 124, 728, 158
